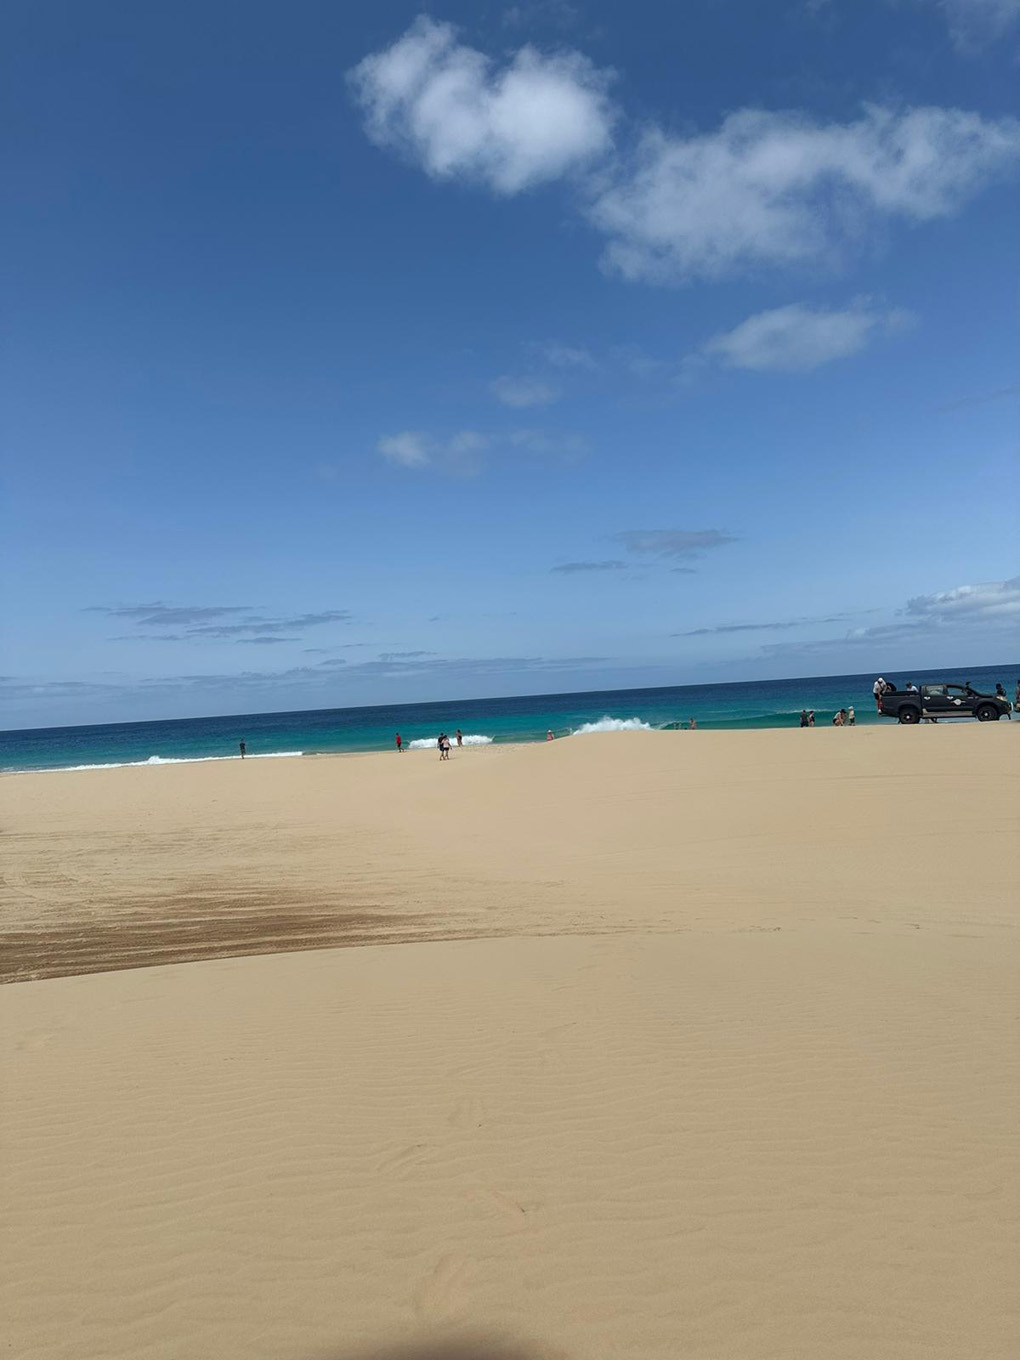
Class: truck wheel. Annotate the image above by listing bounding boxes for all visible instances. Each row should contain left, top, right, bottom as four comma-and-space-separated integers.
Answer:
976, 704, 1000, 722
898, 707, 920, 724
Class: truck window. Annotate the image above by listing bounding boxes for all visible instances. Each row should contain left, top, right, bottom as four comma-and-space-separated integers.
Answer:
922, 685, 946, 697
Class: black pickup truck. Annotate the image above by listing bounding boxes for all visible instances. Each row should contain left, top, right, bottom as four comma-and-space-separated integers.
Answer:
878, 682, 1010, 724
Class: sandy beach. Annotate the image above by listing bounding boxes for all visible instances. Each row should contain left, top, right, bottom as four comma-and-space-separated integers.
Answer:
2, 727, 1017, 1359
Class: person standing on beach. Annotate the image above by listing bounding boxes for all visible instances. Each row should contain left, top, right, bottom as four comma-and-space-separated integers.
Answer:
808, 710, 815, 726
800, 710, 809, 727
239, 740, 246, 759
847, 706, 855, 726
873, 677, 885, 712
688, 717, 697, 730
456, 729, 463, 747
438, 733, 450, 761
395, 733, 403, 753
546, 729, 554, 741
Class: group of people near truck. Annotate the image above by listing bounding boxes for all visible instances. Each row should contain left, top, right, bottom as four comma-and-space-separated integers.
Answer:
873, 675, 1017, 720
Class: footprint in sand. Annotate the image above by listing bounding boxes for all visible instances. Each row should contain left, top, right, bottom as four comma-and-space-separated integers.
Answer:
467, 1187, 532, 1221
14, 1028, 65, 1052
413, 1253, 471, 1320
376, 1143, 429, 1176
448, 1097, 485, 1129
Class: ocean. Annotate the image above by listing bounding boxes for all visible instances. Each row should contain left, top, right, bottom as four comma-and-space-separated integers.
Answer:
1, 664, 1014, 773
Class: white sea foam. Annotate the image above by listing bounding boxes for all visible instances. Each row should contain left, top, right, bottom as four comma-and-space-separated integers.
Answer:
572, 716, 652, 735
18, 751, 305, 774
407, 734, 494, 749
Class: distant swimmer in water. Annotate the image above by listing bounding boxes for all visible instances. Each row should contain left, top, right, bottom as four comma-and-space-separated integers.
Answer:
456, 729, 463, 747
239, 740, 246, 759
688, 717, 697, 730
395, 733, 403, 753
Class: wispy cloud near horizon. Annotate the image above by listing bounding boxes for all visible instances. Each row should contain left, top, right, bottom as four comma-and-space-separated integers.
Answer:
613, 529, 738, 559
93, 604, 352, 644
551, 559, 627, 574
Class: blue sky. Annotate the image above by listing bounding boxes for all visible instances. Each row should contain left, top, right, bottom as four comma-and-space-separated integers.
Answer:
2, 0, 1018, 728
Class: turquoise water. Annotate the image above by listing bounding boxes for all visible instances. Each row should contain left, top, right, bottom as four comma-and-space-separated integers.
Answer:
1, 664, 1014, 773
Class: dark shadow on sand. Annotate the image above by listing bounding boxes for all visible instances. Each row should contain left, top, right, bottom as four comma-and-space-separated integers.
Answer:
314, 1336, 564, 1360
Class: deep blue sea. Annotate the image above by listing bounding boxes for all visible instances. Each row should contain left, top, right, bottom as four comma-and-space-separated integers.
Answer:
1, 664, 1015, 773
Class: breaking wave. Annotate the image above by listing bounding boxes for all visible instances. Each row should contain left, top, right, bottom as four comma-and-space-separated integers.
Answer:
20, 751, 305, 773
407, 734, 494, 749
572, 716, 652, 735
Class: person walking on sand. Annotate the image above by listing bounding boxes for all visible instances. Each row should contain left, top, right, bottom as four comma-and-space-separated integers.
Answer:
688, 717, 697, 730
808, 710, 816, 726
456, 729, 463, 747
800, 709, 809, 727
439, 733, 450, 761
847, 705, 855, 726
239, 740, 246, 759
395, 733, 403, 753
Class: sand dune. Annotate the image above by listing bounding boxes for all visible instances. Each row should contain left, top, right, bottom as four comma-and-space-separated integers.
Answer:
1, 727, 1017, 1359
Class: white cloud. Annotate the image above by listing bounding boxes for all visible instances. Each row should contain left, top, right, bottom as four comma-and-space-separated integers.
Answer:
531, 340, 597, 368
753, 573, 1020, 661
491, 374, 560, 407
508, 428, 588, 456
589, 104, 1020, 282
905, 575, 1020, 622
448, 429, 489, 455
931, 0, 1020, 52
348, 16, 614, 195
352, 25, 1020, 283
378, 426, 584, 472
377, 430, 432, 467
703, 299, 913, 373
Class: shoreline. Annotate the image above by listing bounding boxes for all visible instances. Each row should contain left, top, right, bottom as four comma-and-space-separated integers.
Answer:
3, 710, 1013, 776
